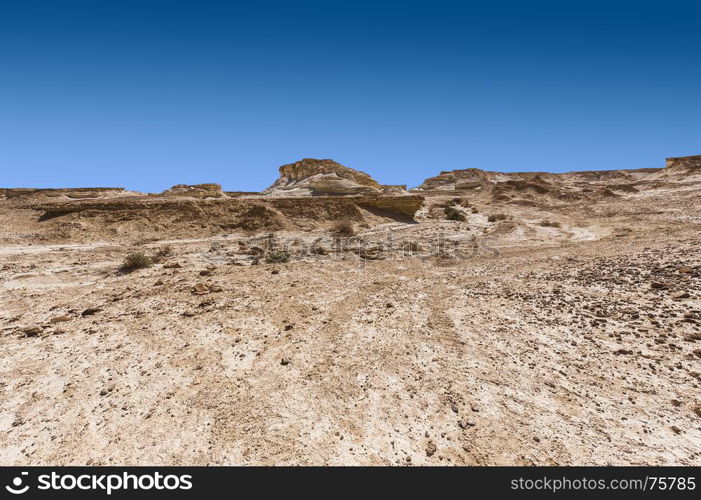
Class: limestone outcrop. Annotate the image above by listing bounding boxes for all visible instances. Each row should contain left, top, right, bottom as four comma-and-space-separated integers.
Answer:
162, 183, 224, 198
264, 158, 392, 196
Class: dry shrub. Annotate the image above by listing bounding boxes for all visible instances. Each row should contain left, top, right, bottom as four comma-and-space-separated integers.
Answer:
444, 206, 466, 221
333, 219, 355, 237
120, 252, 153, 272
487, 213, 509, 223
264, 249, 290, 264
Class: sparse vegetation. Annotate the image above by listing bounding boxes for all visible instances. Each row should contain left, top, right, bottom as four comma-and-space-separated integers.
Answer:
333, 219, 355, 237
120, 252, 153, 272
265, 249, 290, 263
444, 206, 467, 221
487, 213, 509, 223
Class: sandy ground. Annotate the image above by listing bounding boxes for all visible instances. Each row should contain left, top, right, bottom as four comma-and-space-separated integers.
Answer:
0, 184, 700, 465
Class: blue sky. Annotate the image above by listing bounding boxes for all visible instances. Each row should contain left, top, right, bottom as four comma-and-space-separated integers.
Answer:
1, 0, 699, 192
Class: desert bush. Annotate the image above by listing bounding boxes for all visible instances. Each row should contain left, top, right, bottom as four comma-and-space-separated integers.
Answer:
120, 252, 153, 272
539, 219, 562, 228
444, 206, 467, 221
487, 213, 508, 223
264, 249, 290, 264
332, 219, 355, 237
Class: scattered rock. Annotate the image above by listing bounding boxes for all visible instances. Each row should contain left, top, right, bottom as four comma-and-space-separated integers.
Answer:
671, 291, 690, 299
192, 283, 209, 295
425, 441, 437, 457
650, 281, 672, 290
678, 266, 693, 274
458, 419, 476, 429
280, 357, 291, 366
81, 308, 103, 317
21, 326, 43, 337
614, 349, 634, 355
50, 315, 72, 324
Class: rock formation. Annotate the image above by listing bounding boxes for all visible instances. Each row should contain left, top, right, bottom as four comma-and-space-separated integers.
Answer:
264, 158, 402, 196
162, 183, 223, 198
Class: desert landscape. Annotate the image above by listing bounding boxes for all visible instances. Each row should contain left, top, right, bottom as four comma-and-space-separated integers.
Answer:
0, 155, 699, 466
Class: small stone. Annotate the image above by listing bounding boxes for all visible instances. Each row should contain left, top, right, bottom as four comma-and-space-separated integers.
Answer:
154, 279, 164, 286
192, 283, 209, 294
425, 441, 437, 457
208, 285, 223, 293
614, 349, 633, 355
81, 307, 103, 317
199, 270, 211, 276
280, 357, 290, 366
670, 425, 682, 435
50, 315, 71, 324
671, 291, 690, 299
650, 281, 672, 290
284, 324, 294, 331
22, 326, 43, 337
678, 266, 693, 274
470, 403, 480, 412
182, 311, 196, 317
163, 262, 182, 269
271, 269, 280, 275
458, 419, 476, 429
450, 402, 459, 413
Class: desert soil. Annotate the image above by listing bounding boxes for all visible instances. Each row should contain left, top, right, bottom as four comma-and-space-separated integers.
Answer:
0, 183, 700, 465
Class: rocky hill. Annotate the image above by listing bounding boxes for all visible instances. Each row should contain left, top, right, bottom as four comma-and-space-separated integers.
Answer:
263, 158, 405, 196
414, 156, 700, 192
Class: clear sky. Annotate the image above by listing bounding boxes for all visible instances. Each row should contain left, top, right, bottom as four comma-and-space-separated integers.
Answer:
1, 0, 699, 192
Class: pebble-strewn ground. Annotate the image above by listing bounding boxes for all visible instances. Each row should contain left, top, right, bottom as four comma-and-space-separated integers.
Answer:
0, 186, 700, 465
